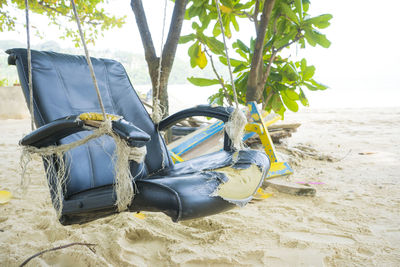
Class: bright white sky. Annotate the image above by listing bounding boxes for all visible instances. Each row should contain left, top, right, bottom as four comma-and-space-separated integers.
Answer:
2, 0, 400, 108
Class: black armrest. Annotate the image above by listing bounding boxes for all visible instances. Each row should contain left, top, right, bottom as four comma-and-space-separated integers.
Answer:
157, 105, 234, 131
157, 105, 235, 152
111, 118, 150, 147
20, 116, 150, 148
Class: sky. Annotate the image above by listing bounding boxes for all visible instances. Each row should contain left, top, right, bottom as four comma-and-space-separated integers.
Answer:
1, 0, 400, 108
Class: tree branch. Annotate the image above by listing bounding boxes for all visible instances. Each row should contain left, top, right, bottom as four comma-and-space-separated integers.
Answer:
246, 0, 276, 103
19, 242, 96, 267
37, 1, 101, 26
205, 49, 233, 106
161, 0, 188, 74
130, 0, 157, 64
253, 0, 260, 32
261, 34, 304, 102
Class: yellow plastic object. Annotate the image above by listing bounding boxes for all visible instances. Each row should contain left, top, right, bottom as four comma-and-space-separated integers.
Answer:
246, 102, 293, 178
79, 112, 120, 121
266, 162, 293, 179
245, 123, 278, 163
133, 212, 146, 219
253, 188, 273, 200
0, 190, 12, 204
170, 151, 184, 163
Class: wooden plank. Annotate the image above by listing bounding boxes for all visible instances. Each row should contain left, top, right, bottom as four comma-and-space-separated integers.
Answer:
265, 178, 316, 197
168, 120, 223, 156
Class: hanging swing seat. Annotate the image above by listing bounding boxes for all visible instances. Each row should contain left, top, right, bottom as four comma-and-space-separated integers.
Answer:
7, 48, 270, 225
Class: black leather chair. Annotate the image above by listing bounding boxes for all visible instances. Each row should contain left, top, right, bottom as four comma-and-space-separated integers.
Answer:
7, 48, 270, 225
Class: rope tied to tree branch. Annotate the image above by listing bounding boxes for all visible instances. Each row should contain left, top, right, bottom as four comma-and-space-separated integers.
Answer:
152, 0, 169, 124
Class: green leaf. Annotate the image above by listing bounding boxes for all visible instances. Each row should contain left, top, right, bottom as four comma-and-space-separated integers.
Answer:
299, 88, 309, 106
300, 58, 307, 72
302, 65, 315, 80
294, 0, 303, 18
213, 21, 221, 36
304, 29, 331, 48
192, 22, 201, 30
303, 82, 319, 91
280, 2, 299, 24
231, 14, 239, 31
188, 42, 199, 68
204, 36, 225, 55
218, 56, 243, 67
269, 72, 282, 82
282, 63, 300, 81
233, 39, 250, 53
276, 19, 287, 36
304, 28, 317, 46
187, 77, 220, 86
272, 94, 283, 111
274, 27, 297, 48
281, 92, 299, 112
284, 89, 300, 100
179, 34, 196, 44
233, 64, 248, 73
310, 79, 328, 90
303, 14, 333, 29
313, 31, 331, 48
302, 0, 310, 12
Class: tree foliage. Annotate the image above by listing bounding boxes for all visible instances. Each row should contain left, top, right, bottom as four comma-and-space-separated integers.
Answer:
181, 0, 332, 117
0, 0, 125, 46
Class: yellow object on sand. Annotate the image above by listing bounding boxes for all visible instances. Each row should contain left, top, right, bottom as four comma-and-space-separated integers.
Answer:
253, 188, 273, 200
134, 212, 146, 220
216, 164, 262, 200
0, 190, 12, 204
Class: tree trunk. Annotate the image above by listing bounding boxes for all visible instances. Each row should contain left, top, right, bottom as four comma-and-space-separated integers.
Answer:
148, 59, 171, 117
246, 0, 276, 103
131, 0, 187, 119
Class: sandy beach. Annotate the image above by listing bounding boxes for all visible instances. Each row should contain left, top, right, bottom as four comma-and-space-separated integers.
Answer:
0, 96, 399, 266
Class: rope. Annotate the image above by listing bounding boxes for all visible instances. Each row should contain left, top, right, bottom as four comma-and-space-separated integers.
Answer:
151, 0, 168, 124
214, 0, 247, 150
215, 0, 239, 108
24, 0, 34, 130
70, 0, 107, 121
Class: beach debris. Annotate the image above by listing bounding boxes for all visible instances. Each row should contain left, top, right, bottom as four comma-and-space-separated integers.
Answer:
276, 143, 338, 165
0, 190, 12, 204
265, 178, 316, 197
358, 152, 376, 155
253, 188, 273, 200
245, 123, 301, 146
19, 242, 97, 267
133, 212, 146, 220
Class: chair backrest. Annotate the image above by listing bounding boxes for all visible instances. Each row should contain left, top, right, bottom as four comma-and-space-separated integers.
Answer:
7, 48, 172, 197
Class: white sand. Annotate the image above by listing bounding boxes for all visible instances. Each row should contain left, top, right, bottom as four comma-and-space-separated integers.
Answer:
1, 104, 400, 266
